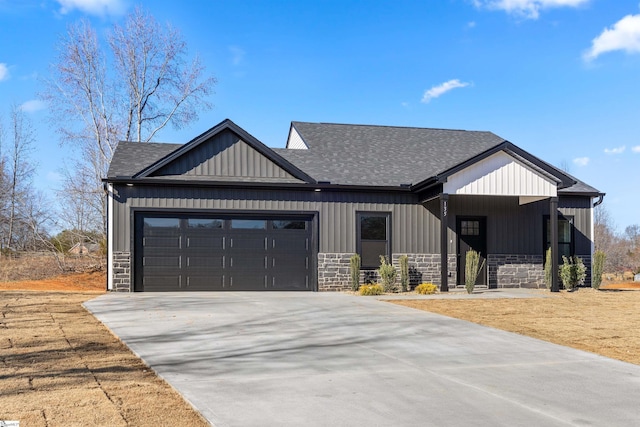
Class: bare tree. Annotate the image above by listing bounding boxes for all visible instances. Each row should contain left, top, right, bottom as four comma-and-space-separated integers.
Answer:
109, 7, 215, 142
3, 105, 36, 251
42, 7, 216, 235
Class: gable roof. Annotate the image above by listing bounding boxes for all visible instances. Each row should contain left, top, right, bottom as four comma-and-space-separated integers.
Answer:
274, 122, 506, 187
106, 119, 602, 196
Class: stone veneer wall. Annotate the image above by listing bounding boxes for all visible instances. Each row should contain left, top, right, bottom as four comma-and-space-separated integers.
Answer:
318, 253, 452, 291
488, 254, 544, 289
112, 251, 132, 292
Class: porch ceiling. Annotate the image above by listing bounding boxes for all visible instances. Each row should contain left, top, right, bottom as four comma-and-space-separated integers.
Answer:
443, 151, 557, 204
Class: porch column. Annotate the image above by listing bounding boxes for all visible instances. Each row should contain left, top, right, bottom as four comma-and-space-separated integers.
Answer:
440, 193, 449, 292
550, 197, 559, 292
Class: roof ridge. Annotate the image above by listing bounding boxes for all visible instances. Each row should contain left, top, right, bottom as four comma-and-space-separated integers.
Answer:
292, 121, 492, 133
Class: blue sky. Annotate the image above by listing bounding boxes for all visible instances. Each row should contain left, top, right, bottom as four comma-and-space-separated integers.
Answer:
0, 0, 639, 231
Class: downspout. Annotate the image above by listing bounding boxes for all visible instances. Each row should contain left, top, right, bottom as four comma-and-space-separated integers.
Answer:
593, 194, 604, 208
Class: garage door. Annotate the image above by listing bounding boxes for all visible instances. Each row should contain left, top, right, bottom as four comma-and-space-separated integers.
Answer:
134, 213, 314, 291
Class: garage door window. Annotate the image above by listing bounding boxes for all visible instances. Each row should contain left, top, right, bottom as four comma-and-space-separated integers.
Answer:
144, 217, 180, 228
188, 218, 223, 229
231, 219, 266, 229
357, 212, 391, 269
272, 220, 306, 230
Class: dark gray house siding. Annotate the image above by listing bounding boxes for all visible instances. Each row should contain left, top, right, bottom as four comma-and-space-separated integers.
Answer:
106, 119, 603, 292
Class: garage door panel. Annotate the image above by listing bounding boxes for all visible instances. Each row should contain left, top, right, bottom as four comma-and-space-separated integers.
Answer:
186, 275, 225, 290
186, 236, 225, 249
144, 256, 181, 267
186, 255, 224, 268
229, 236, 267, 250
143, 275, 182, 288
143, 236, 182, 249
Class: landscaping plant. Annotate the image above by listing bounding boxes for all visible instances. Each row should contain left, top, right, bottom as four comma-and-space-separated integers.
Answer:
592, 250, 605, 290
359, 284, 384, 295
378, 256, 397, 292
544, 248, 553, 290
560, 256, 587, 291
465, 249, 484, 294
415, 283, 437, 295
349, 253, 361, 291
399, 255, 409, 292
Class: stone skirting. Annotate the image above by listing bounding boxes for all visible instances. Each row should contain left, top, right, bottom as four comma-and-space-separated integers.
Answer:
111, 251, 131, 292
318, 253, 450, 292
488, 254, 544, 289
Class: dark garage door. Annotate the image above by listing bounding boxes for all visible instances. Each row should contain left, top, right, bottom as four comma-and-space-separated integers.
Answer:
134, 213, 314, 291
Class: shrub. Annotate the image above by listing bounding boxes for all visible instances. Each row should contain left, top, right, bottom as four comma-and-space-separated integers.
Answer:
349, 254, 361, 291
544, 248, 553, 290
592, 250, 605, 290
378, 256, 397, 293
560, 256, 586, 291
359, 284, 384, 296
415, 283, 437, 295
465, 250, 484, 294
399, 255, 409, 292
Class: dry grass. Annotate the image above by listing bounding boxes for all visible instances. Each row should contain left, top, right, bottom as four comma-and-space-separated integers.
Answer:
0, 276, 209, 426
390, 287, 640, 365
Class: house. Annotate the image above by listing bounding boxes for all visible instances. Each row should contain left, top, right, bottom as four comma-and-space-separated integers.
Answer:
105, 119, 603, 292
69, 242, 101, 255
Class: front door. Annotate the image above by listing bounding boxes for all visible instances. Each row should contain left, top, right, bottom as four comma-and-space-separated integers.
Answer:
457, 217, 487, 288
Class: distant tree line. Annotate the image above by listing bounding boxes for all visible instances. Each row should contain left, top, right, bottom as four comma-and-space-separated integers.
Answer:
594, 204, 640, 274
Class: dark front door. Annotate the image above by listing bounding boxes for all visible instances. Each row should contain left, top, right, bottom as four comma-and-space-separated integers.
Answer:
457, 217, 487, 288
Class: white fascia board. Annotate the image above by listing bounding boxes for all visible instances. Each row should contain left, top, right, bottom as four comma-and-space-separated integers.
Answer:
443, 151, 558, 198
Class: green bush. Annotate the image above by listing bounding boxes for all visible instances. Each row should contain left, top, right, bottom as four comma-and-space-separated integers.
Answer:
415, 283, 437, 295
544, 248, 553, 290
592, 250, 605, 290
378, 256, 397, 293
359, 284, 384, 296
560, 256, 586, 291
399, 255, 409, 292
349, 254, 361, 291
465, 250, 484, 294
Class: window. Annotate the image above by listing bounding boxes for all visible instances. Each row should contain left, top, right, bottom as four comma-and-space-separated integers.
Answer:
144, 217, 180, 228
187, 218, 223, 229
357, 212, 391, 269
272, 220, 306, 230
460, 220, 480, 236
231, 219, 266, 229
544, 215, 574, 263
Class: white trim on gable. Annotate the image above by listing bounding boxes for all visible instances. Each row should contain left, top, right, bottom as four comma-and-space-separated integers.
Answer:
443, 151, 558, 200
286, 127, 308, 149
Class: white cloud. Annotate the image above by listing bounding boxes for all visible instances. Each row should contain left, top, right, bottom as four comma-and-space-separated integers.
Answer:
473, 0, 589, 20
632, 145, 640, 153
55, 0, 127, 16
0, 63, 9, 81
228, 46, 245, 66
584, 14, 640, 61
20, 100, 46, 113
421, 79, 470, 103
573, 157, 590, 166
604, 145, 626, 154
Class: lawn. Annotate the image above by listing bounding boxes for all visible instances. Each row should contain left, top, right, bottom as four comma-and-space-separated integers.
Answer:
390, 287, 640, 365
0, 273, 208, 426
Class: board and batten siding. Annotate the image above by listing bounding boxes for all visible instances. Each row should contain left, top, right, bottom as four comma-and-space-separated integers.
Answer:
111, 184, 441, 254
426, 195, 593, 256
153, 130, 297, 180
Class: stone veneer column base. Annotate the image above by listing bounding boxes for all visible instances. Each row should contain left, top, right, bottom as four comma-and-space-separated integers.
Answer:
488, 254, 544, 289
112, 251, 132, 292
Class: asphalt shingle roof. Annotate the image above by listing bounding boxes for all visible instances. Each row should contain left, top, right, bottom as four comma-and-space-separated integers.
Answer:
273, 122, 507, 186
106, 121, 601, 195
107, 142, 181, 178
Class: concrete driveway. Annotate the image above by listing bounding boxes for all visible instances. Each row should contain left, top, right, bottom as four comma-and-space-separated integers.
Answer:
85, 292, 640, 426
